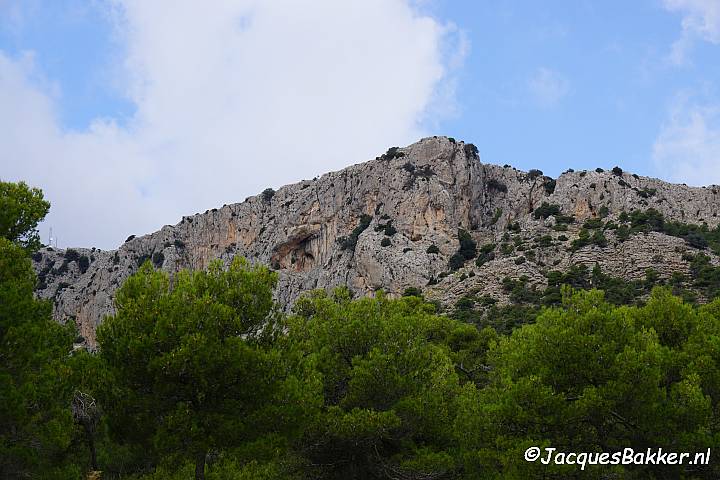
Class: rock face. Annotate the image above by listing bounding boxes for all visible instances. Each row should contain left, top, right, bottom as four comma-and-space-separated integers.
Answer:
32, 137, 720, 345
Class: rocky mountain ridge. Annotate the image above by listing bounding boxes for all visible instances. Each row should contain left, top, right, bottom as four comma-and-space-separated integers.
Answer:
32, 136, 720, 345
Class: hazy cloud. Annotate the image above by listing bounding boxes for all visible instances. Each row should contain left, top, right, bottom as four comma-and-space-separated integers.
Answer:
527, 67, 570, 107
663, 0, 720, 65
0, 0, 464, 249
653, 97, 720, 186
656, 2, 720, 184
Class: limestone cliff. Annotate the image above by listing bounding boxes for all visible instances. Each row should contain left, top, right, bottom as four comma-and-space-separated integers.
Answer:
32, 136, 720, 345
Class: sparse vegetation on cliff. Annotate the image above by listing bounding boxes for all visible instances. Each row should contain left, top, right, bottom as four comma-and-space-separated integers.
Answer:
616, 208, 720, 254
532, 202, 561, 219
379, 146, 405, 161
448, 229, 477, 271
261, 188, 276, 202
337, 214, 372, 251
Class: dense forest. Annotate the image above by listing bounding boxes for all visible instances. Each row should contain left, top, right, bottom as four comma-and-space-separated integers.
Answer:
2, 181, 720, 479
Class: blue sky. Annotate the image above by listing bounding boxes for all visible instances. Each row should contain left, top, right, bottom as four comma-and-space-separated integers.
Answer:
0, 1, 134, 127
434, 0, 720, 177
1, 0, 719, 248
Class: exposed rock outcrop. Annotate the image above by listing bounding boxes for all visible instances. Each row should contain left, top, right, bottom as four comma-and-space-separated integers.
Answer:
32, 137, 720, 345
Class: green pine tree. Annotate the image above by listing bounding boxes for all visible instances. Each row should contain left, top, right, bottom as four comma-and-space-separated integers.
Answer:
0, 181, 77, 479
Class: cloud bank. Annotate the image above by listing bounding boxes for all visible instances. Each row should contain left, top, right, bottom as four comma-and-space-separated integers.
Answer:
654, 2, 719, 185
1, 0, 463, 249
653, 98, 720, 186
663, 0, 720, 64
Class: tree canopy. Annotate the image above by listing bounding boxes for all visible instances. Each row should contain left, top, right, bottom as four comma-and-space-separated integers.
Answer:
0, 180, 50, 252
97, 258, 316, 480
2, 180, 720, 479
0, 183, 77, 479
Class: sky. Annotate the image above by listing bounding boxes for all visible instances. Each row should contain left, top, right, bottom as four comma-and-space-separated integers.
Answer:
1, 0, 719, 249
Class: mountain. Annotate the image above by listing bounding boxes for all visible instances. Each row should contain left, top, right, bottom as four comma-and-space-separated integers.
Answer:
32, 136, 720, 345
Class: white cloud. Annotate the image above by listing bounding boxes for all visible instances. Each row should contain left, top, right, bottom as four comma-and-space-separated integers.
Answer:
653, 98, 720, 186
0, 0, 463, 249
663, 0, 720, 65
527, 67, 570, 107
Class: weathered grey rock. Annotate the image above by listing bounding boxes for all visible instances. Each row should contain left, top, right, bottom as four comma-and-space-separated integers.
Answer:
32, 137, 720, 345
